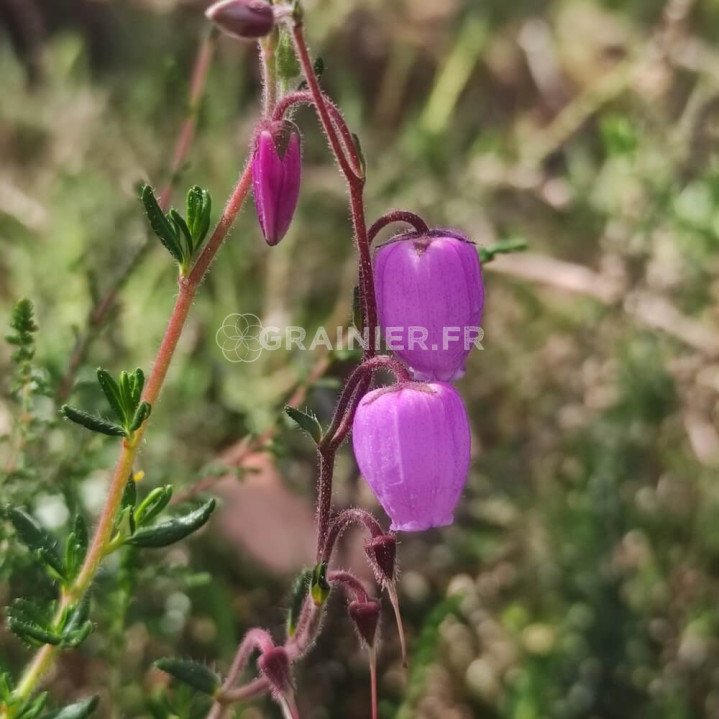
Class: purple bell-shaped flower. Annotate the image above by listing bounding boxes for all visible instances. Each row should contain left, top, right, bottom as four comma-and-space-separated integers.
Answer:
374, 230, 483, 381
352, 382, 471, 531
251, 120, 302, 246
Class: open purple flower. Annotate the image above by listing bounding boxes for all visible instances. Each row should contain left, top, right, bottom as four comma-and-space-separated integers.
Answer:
251, 121, 302, 246
352, 382, 471, 531
374, 230, 483, 381
205, 0, 275, 40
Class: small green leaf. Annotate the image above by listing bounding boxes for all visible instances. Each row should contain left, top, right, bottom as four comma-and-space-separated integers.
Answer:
284, 406, 323, 444
169, 209, 193, 258
17, 692, 47, 719
310, 562, 330, 607
287, 568, 312, 637
134, 486, 173, 527
129, 368, 145, 409
7, 599, 63, 646
186, 186, 211, 249
351, 133, 366, 177
277, 29, 301, 81
64, 514, 88, 582
41, 696, 99, 719
129, 401, 152, 433
154, 658, 220, 696
58, 598, 92, 649
478, 238, 527, 264
141, 184, 183, 264
96, 369, 126, 424
5, 507, 64, 579
60, 405, 126, 437
121, 475, 137, 511
126, 498, 216, 548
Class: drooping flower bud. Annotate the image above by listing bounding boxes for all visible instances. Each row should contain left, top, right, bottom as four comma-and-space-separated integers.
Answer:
205, 0, 275, 40
251, 120, 302, 246
352, 382, 471, 531
363, 532, 407, 666
349, 599, 381, 648
374, 230, 484, 381
258, 646, 295, 708
364, 533, 396, 585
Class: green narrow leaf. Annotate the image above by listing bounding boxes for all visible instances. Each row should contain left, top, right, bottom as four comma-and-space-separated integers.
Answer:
7, 599, 63, 646
41, 696, 99, 719
129, 401, 152, 433
96, 369, 126, 424
154, 658, 219, 696
286, 568, 312, 637
126, 499, 216, 548
351, 133, 366, 177
141, 184, 183, 263
129, 368, 145, 408
186, 186, 211, 249
17, 692, 47, 719
134, 486, 173, 527
60, 405, 126, 437
478, 238, 527, 264
4, 507, 64, 578
64, 514, 88, 582
169, 209, 193, 259
284, 406, 323, 444
121, 475, 137, 511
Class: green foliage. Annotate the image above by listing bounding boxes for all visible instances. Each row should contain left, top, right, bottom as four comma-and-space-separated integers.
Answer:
154, 658, 219, 696
141, 185, 212, 275
61, 368, 151, 438
286, 568, 312, 637
284, 406, 323, 444
41, 696, 98, 719
126, 498, 216, 549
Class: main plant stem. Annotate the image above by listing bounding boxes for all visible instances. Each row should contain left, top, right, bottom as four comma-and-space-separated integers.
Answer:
290, 22, 385, 558
6, 163, 254, 714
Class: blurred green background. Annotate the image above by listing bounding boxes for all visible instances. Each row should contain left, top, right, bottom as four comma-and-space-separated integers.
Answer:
2, 0, 719, 717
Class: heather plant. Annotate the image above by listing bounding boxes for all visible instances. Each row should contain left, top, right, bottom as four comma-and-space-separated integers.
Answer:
0, 2, 519, 717
4, 0, 719, 717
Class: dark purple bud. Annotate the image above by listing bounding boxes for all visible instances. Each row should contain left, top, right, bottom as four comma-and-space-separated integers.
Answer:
349, 599, 380, 648
364, 533, 397, 585
374, 230, 484, 381
251, 120, 302, 246
205, 0, 275, 40
352, 382, 471, 531
257, 646, 293, 698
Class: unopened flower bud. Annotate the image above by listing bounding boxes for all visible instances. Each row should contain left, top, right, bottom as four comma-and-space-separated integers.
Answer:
349, 599, 380, 648
251, 120, 302, 246
205, 0, 275, 40
257, 646, 293, 698
364, 533, 396, 585
352, 382, 471, 531
374, 230, 484, 381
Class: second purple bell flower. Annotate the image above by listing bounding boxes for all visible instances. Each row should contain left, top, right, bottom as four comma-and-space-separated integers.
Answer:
352, 381, 471, 531
251, 120, 302, 246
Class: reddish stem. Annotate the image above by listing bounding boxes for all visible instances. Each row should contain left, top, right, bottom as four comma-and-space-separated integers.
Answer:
273, 90, 362, 176
329, 570, 370, 603
321, 508, 384, 564
368, 210, 430, 245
